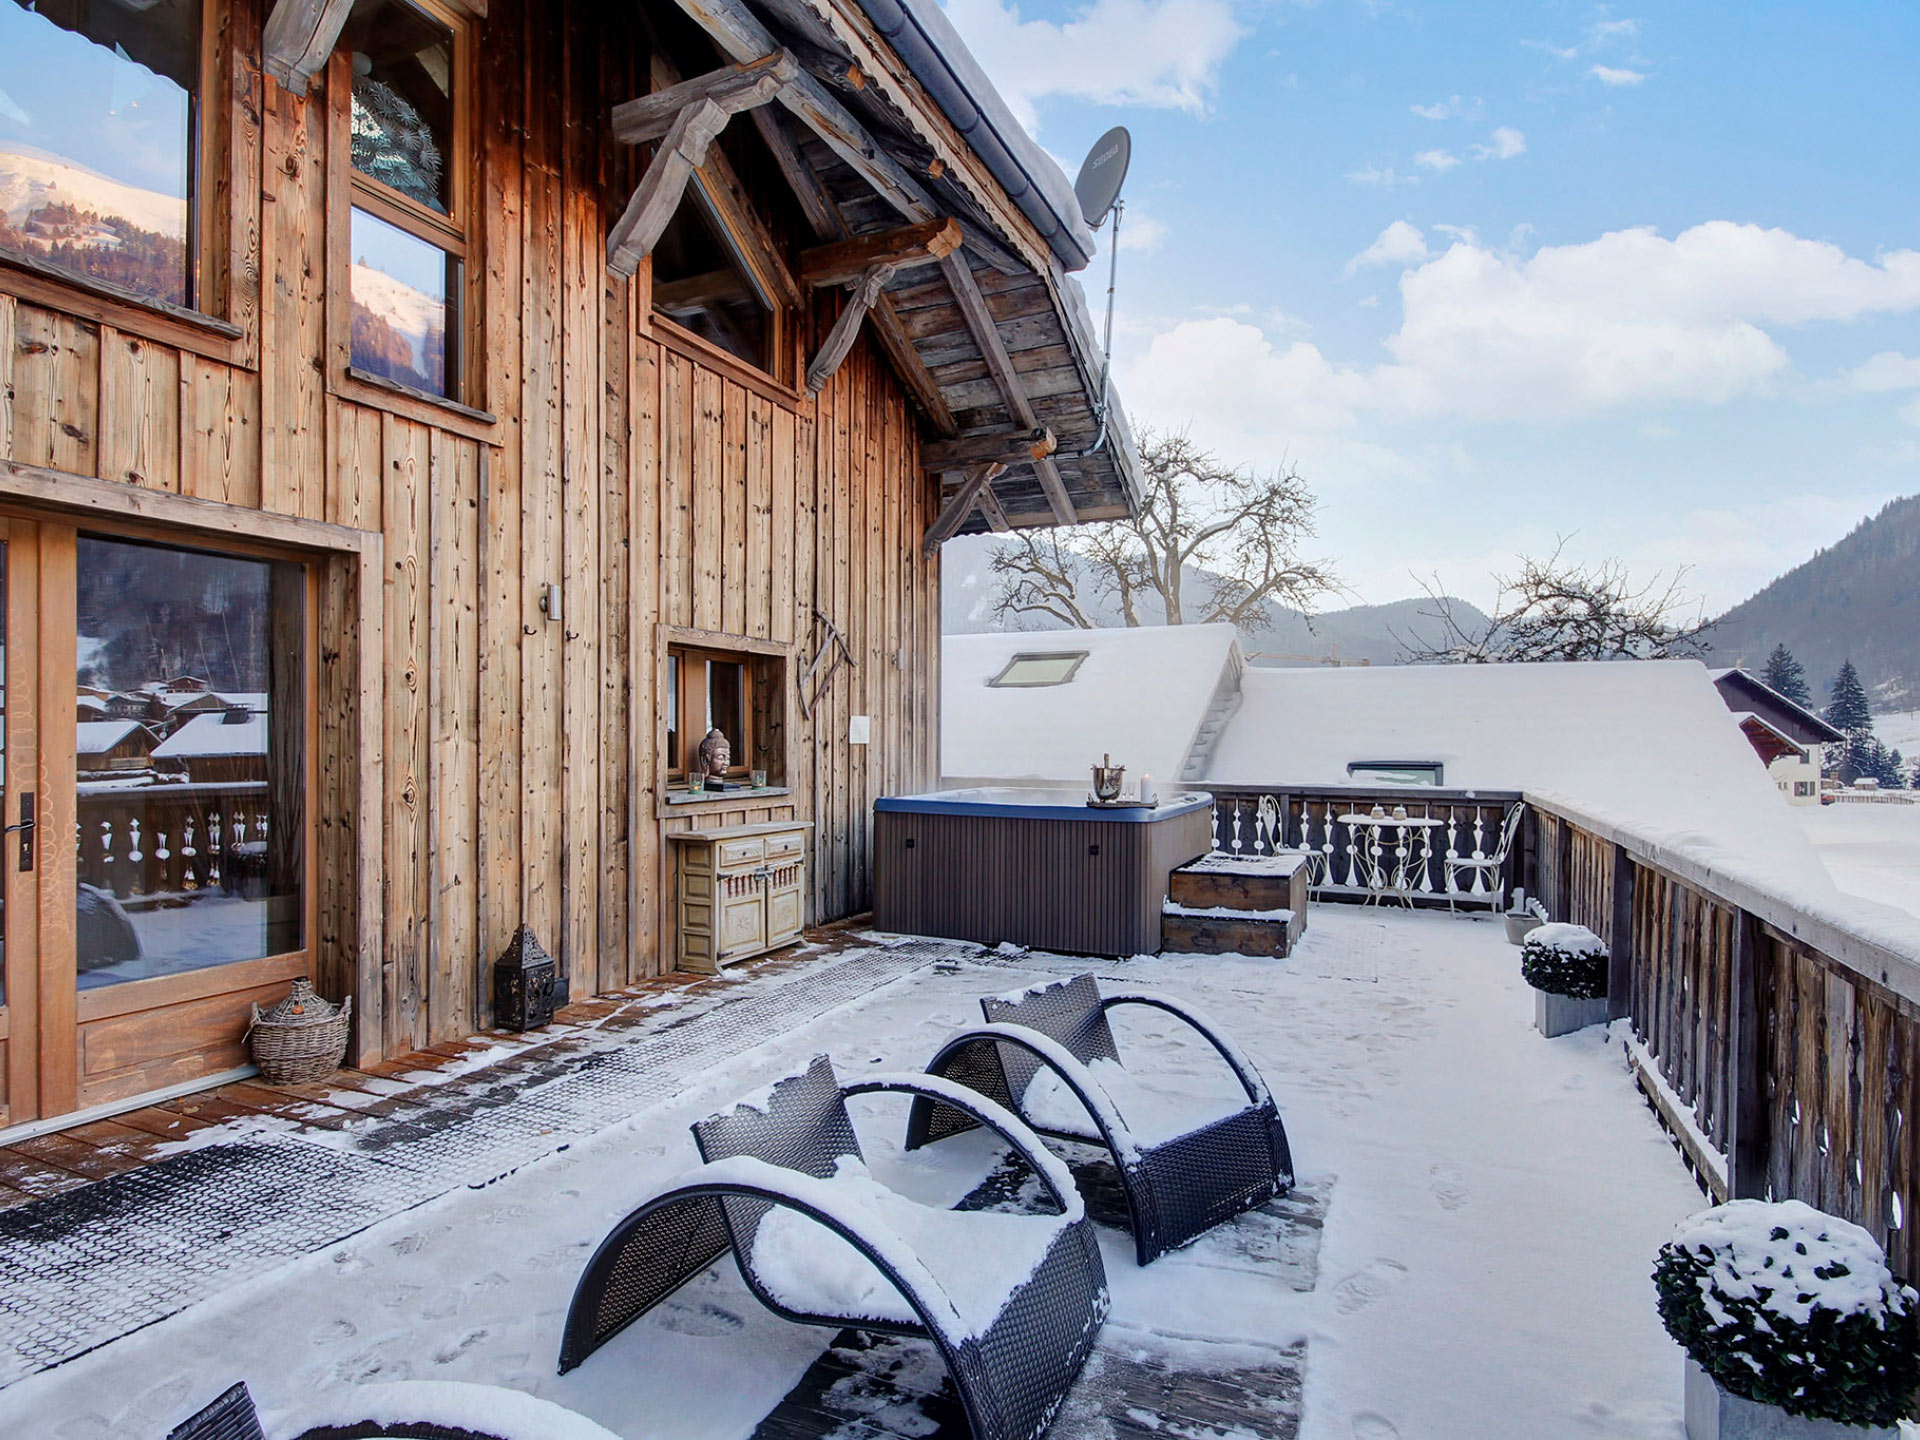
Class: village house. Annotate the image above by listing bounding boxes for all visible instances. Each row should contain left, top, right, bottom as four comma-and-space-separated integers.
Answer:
1711, 666, 1846, 805
0, 0, 1139, 1132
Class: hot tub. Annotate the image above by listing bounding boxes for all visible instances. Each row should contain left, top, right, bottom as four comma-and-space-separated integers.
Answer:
872, 787, 1214, 957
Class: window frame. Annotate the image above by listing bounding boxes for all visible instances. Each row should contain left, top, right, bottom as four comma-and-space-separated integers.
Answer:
656, 626, 794, 811
325, 0, 484, 421
0, 0, 248, 359
988, 651, 1089, 688
1345, 761, 1445, 787
667, 644, 754, 781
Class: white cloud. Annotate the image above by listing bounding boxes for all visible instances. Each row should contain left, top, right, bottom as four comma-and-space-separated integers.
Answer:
1414, 149, 1461, 172
1850, 351, 1920, 392
939, 0, 1244, 132
1411, 95, 1464, 120
1474, 127, 1526, 160
1344, 220, 1430, 276
1590, 64, 1646, 86
1122, 221, 1920, 434
1346, 164, 1409, 188
1114, 209, 1169, 254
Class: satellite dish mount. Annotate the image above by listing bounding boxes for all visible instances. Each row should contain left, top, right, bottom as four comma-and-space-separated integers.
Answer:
1072, 126, 1132, 450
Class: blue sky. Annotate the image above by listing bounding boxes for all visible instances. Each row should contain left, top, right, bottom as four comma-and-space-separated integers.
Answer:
940, 0, 1920, 614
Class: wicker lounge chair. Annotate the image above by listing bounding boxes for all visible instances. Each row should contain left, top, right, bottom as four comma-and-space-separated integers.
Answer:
559, 1055, 1108, 1440
166, 1380, 619, 1440
909, 975, 1293, 1265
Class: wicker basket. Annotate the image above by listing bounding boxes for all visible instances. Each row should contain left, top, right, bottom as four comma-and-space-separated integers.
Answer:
249, 979, 351, 1085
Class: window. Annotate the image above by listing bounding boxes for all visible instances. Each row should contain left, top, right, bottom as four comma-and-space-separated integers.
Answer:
74, 534, 306, 984
664, 640, 788, 793
652, 190, 774, 373
0, 0, 201, 307
989, 652, 1088, 688
668, 645, 752, 779
1347, 761, 1443, 787
339, 0, 469, 400
1794, 781, 1817, 798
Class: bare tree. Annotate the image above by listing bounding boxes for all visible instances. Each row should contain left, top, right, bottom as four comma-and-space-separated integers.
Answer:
990, 426, 1338, 630
1400, 541, 1712, 663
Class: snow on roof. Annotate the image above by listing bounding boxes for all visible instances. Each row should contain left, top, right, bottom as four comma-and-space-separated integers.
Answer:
941, 625, 1241, 787
1711, 668, 1844, 745
76, 719, 148, 755
151, 711, 267, 759
1207, 659, 1920, 960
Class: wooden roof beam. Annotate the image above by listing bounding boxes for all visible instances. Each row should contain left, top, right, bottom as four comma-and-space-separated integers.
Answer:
938, 250, 1077, 525
806, 262, 898, 394
607, 99, 730, 278
672, 0, 940, 224
799, 218, 962, 288
923, 464, 1006, 554
611, 51, 798, 145
921, 427, 1054, 470
974, 483, 1011, 533
262, 0, 353, 95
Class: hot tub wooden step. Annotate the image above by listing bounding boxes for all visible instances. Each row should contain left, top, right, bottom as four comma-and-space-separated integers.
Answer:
1169, 853, 1309, 916
1160, 908, 1294, 958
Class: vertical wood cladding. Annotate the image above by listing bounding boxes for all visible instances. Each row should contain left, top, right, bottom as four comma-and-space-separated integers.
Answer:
1, 0, 942, 1060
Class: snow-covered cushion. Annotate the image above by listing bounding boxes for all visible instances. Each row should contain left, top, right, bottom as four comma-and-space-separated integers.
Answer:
1018, 1056, 1241, 1150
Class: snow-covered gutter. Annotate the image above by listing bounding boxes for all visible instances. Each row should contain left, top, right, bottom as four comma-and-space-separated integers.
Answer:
1526, 790, 1920, 1008
850, 0, 1096, 272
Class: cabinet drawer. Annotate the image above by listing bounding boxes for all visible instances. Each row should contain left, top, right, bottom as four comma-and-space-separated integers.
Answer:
764, 830, 805, 861
716, 837, 766, 868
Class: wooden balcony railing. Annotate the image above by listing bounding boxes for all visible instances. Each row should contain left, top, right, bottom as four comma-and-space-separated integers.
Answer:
1523, 794, 1920, 1283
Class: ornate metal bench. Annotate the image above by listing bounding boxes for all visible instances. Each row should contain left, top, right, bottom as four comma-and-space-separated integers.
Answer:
559, 1055, 1108, 1440
910, 975, 1293, 1265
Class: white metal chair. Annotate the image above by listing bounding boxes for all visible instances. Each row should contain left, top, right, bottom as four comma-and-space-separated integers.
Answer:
1441, 803, 1524, 911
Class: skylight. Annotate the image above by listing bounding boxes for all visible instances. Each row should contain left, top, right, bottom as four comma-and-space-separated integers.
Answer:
989, 652, 1088, 688
1347, 761, 1444, 786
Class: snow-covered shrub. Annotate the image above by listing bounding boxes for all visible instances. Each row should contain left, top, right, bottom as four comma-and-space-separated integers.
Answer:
1519, 923, 1606, 999
1653, 1199, 1919, 1426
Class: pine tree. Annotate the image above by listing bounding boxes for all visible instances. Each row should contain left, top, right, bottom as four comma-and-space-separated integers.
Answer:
1763, 643, 1811, 707
1826, 660, 1878, 779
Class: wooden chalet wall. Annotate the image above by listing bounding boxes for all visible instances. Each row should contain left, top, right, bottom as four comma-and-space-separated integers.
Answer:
0, 0, 941, 1064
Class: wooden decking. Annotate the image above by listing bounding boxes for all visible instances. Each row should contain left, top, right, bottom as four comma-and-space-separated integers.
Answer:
0, 927, 870, 1209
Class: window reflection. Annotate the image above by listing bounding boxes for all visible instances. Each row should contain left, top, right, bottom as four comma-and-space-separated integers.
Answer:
350, 205, 455, 396
74, 536, 304, 988
0, 0, 198, 307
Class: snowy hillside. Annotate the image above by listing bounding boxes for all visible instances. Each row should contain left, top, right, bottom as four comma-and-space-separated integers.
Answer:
0, 147, 185, 239
350, 262, 443, 370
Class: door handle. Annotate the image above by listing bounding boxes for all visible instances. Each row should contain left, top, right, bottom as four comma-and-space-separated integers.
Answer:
3, 791, 34, 872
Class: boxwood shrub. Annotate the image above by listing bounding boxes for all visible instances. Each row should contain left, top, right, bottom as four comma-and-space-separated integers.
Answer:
1519, 923, 1606, 999
1653, 1199, 1919, 1426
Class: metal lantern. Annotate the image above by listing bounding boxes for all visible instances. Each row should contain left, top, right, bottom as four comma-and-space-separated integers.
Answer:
493, 924, 557, 1031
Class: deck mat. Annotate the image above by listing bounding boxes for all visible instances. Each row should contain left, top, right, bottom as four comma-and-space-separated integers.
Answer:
0, 942, 980, 1386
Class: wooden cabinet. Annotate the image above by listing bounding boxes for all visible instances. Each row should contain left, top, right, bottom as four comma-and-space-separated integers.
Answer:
668, 822, 812, 974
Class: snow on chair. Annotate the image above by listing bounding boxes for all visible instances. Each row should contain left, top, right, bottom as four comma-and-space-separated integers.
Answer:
165, 1379, 622, 1440
1441, 801, 1525, 912
909, 975, 1293, 1266
557, 1055, 1108, 1440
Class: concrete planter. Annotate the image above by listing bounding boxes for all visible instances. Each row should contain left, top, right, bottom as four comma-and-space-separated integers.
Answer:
1684, 1358, 1897, 1440
1534, 987, 1608, 1037
1505, 911, 1544, 946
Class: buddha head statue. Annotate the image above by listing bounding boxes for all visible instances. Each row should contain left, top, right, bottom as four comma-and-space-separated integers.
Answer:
697, 727, 731, 780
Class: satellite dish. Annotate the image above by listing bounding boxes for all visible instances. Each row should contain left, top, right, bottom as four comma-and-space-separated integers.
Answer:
1074, 126, 1132, 229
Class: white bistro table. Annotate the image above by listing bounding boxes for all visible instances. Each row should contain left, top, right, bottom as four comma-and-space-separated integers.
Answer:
1335, 813, 1444, 906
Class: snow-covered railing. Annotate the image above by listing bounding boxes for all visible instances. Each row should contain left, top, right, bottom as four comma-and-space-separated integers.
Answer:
1196, 783, 1523, 908
1526, 794, 1920, 1284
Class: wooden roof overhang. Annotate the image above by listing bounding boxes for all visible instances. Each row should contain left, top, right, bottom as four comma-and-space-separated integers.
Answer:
615, 0, 1143, 544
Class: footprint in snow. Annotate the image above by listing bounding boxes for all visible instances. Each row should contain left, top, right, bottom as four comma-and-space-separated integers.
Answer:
1330, 1259, 1408, 1314
1352, 1414, 1400, 1439
313, 1317, 358, 1344
433, 1327, 490, 1364
651, 1299, 748, 1337
1429, 1164, 1470, 1211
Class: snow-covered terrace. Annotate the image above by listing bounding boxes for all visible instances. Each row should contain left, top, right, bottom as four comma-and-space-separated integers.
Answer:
0, 911, 1710, 1440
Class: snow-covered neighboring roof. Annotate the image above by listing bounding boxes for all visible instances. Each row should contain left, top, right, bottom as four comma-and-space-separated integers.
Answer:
1206, 659, 1920, 961
941, 625, 1242, 787
151, 711, 267, 759
76, 719, 149, 756
1711, 668, 1844, 745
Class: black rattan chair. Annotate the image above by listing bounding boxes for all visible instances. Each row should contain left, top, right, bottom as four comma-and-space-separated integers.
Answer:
166, 1380, 608, 1440
908, 975, 1293, 1265
559, 1054, 1108, 1440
